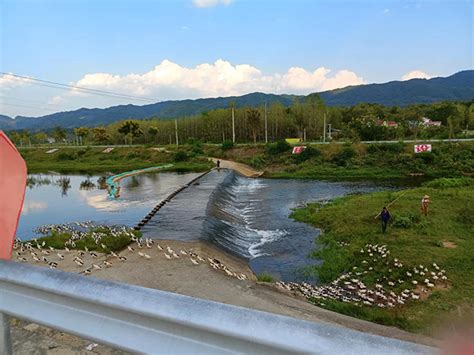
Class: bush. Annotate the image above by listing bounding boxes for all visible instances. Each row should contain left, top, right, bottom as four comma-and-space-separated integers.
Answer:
393, 213, 420, 229
173, 150, 189, 162
221, 140, 234, 151
266, 140, 291, 155
367, 142, 405, 154
293, 146, 321, 163
257, 272, 275, 282
423, 177, 473, 188
331, 145, 356, 166
56, 152, 76, 161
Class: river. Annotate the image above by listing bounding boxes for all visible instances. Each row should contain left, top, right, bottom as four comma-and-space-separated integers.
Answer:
18, 170, 392, 281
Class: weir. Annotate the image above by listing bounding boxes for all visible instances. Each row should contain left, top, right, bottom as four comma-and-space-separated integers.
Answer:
134, 169, 213, 230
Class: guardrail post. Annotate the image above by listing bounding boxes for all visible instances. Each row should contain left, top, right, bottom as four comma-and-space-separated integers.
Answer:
0, 312, 13, 355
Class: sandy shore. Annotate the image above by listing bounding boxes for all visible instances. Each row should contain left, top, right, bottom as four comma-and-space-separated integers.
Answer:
11, 238, 439, 352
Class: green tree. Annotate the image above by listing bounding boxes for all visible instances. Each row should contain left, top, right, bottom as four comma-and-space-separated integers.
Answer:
92, 127, 110, 144
148, 126, 158, 144
246, 108, 261, 144
118, 121, 143, 145
52, 126, 67, 143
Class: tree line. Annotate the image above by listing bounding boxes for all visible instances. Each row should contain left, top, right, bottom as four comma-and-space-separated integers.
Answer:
6, 97, 474, 146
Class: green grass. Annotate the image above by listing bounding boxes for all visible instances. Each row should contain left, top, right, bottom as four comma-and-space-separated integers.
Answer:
291, 180, 474, 334
20, 146, 213, 174
257, 272, 276, 282
213, 141, 474, 181
34, 227, 141, 253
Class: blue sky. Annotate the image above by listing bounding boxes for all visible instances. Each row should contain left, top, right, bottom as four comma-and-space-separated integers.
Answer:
1, 0, 472, 117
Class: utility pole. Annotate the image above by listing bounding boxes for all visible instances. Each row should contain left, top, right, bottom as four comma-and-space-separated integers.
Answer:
323, 113, 326, 143
232, 106, 235, 143
175, 119, 179, 146
264, 101, 268, 143
328, 124, 332, 140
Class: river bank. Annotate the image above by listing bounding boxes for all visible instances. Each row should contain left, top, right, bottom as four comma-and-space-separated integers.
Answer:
12, 238, 438, 347
19, 146, 212, 174
210, 141, 474, 180
290, 178, 474, 335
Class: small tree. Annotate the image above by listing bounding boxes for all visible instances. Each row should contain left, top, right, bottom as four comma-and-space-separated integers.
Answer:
246, 108, 261, 144
74, 127, 90, 145
52, 126, 67, 143
148, 126, 158, 144
118, 121, 143, 145
93, 127, 110, 144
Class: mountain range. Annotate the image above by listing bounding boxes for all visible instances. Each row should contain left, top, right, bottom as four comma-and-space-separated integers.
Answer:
1, 70, 473, 131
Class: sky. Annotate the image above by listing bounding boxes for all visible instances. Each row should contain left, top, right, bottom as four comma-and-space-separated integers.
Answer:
0, 0, 472, 118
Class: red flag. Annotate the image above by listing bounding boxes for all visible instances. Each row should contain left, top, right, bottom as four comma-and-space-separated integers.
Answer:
0, 131, 27, 259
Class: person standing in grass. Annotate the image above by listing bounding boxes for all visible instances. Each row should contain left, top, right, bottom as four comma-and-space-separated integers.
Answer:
421, 195, 430, 216
380, 206, 391, 234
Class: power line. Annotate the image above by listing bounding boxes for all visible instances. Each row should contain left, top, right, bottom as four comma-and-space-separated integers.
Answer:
0, 72, 160, 103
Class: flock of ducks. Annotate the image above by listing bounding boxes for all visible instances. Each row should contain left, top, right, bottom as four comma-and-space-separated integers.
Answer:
276, 243, 449, 308
14, 223, 249, 282
17, 224, 448, 310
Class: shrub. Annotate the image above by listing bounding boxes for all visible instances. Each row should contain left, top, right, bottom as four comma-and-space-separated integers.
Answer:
173, 150, 189, 162
423, 177, 473, 188
266, 140, 291, 155
56, 152, 76, 161
257, 272, 275, 282
293, 146, 321, 163
367, 142, 405, 154
331, 145, 356, 166
221, 140, 234, 151
393, 213, 420, 229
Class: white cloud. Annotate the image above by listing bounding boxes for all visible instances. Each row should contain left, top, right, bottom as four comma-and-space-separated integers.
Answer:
58, 59, 364, 103
192, 0, 233, 8
0, 73, 32, 90
401, 70, 432, 81
383, 8, 390, 14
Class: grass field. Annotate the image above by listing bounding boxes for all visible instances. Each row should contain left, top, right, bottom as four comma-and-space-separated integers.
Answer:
20, 146, 213, 174
290, 178, 474, 334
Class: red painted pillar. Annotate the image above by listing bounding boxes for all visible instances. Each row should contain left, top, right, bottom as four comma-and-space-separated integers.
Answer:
0, 131, 27, 259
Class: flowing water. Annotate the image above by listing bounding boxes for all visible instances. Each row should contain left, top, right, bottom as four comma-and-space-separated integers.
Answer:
18, 170, 393, 282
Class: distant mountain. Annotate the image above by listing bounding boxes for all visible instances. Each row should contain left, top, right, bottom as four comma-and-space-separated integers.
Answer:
1, 70, 473, 131
318, 70, 474, 106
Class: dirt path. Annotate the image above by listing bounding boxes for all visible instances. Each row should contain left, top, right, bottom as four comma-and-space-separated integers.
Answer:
211, 158, 263, 177
12, 239, 438, 351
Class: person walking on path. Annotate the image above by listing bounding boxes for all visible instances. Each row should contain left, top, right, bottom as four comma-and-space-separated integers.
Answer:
216, 159, 221, 170
421, 195, 430, 216
380, 207, 391, 234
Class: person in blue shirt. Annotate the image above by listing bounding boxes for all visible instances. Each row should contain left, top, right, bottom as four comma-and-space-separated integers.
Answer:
380, 207, 391, 234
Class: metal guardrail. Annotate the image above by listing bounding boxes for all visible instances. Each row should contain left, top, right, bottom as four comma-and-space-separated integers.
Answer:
0, 260, 434, 354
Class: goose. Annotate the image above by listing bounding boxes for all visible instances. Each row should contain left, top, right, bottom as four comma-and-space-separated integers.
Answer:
92, 264, 102, 270
90, 252, 98, 258
103, 261, 112, 267
190, 258, 199, 265
101, 243, 107, 249
180, 250, 187, 255
138, 252, 145, 257
82, 269, 92, 275
65, 247, 70, 252
127, 246, 135, 252
144, 253, 151, 259
119, 256, 127, 261
56, 253, 64, 260
412, 280, 418, 285
156, 244, 163, 250
110, 251, 118, 257
164, 253, 172, 260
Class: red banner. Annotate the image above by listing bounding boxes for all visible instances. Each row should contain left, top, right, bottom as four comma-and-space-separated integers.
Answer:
414, 144, 432, 153
292, 146, 306, 155
0, 131, 27, 259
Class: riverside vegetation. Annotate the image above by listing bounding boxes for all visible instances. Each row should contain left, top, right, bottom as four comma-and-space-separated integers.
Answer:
290, 177, 474, 334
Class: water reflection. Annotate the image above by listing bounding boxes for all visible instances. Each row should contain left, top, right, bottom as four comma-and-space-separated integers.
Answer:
79, 177, 96, 190
56, 177, 71, 196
